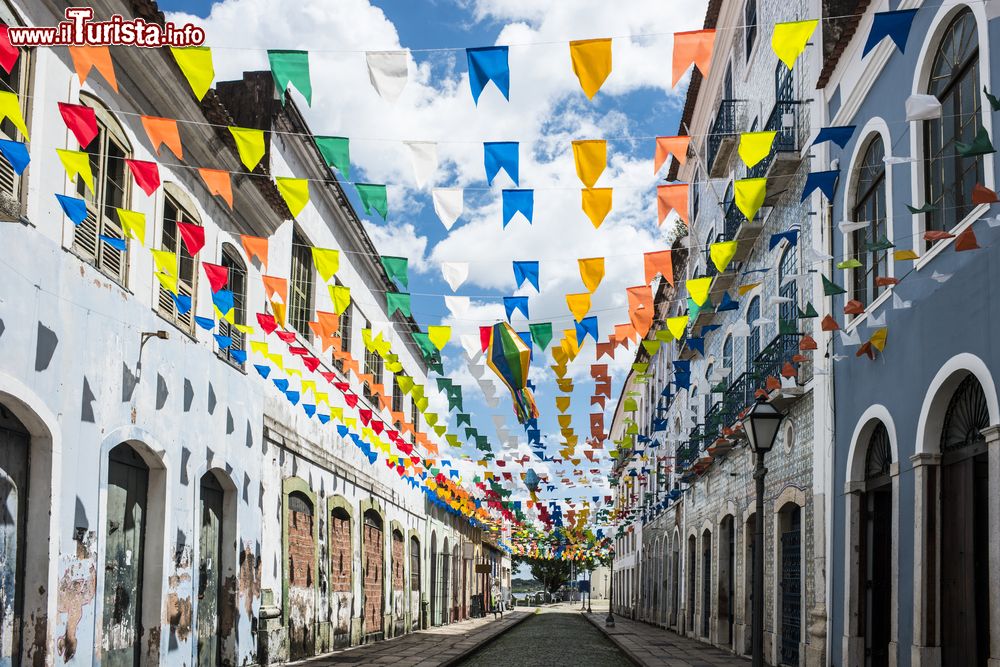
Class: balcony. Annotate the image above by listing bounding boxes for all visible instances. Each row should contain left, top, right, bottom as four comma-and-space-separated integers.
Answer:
746, 100, 806, 205
707, 100, 746, 178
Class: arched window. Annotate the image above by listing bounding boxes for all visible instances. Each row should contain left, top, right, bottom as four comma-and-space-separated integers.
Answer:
924, 8, 982, 234
289, 228, 315, 336
940, 373, 989, 453
746, 296, 761, 366
219, 242, 247, 365
722, 335, 734, 386
157, 185, 200, 334
852, 136, 888, 307
778, 246, 798, 325
865, 422, 892, 480
73, 94, 132, 284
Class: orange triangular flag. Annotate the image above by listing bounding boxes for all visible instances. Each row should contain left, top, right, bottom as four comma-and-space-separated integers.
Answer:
141, 116, 183, 159
671, 29, 716, 87
643, 250, 673, 286
955, 227, 981, 251
972, 183, 998, 205
241, 235, 268, 270
657, 183, 688, 225
199, 168, 233, 208
821, 315, 840, 331
654, 136, 690, 173
626, 285, 654, 337
262, 276, 288, 303
68, 46, 117, 91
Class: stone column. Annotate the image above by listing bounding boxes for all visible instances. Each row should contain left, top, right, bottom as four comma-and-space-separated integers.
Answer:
842, 483, 865, 667
981, 426, 1000, 667
910, 452, 941, 667
889, 461, 901, 667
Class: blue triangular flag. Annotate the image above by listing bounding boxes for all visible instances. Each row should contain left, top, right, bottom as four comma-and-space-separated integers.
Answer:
253, 364, 270, 378
99, 235, 127, 251
863, 9, 919, 57
56, 194, 88, 226
701, 324, 722, 336
194, 316, 215, 330
172, 293, 192, 315
303, 403, 316, 417
212, 289, 234, 317
512, 260, 539, 290
769, 229, 799, 250
337, 425, 349, 438
687, 337, 704, 356
213, 334, 233, 349
503, 295, 530, 320
273, 378, 289, 392
502, 189, 533, 227
286, 390, 300, 406
467, 46, 510, 104
0, 139, 27, 175
673, 360, 691, 373
484, 141, 519, 186
801, 170, 839, 202
812, 125, 856, 149
574, 315, 599, 343
318, 413, 330, 424
230, 349, 247, 364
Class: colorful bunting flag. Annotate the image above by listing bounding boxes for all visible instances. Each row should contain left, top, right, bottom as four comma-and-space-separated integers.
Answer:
502, 189, 534, 226
240, 234, 268, 269
529, 322, 553, 351
276, 177, 309, 217
738, 131, 776, 168
356, 183, 388, 220
643, 250, 673, 286
569, 38, 612, 99
432, 188, 463, 229
68, 46, 117, 91
329, 284, 351, 314
57, 149, 93, 192
141, 116, 183, 159
581, 188, 612, 228
268, 49, 311, 105
403, 141, 438, 188
735, 178, 766, 220
366, 51, 408, 103
571, 140, 606, 188
0, 92, 28, 140
199, 168, 233, 208
229, 127, 265, 171
686, 277, 712, 307
380, 255, 408, 288
771, 20, 818, 69
654, 136, 690, 173
657, 183, 688, 225
513, 261, 540, 291
0, 139, 27, 174
484, 141, 518, 185
387, 292, 411, 318
311, 248, 340, 282
578, 257, 605, 292
441, 262, 468, 291
55, 194, 87, 225
125, 159, 160, 196
863, 9, 919, 57
672, 29, 715, 87
467, 46, 510, 103
116, 208, 146, 246
710, 241, 738, 273
170, 46, 214, 101
566, 293, 592, 321
58, 102, 96, 148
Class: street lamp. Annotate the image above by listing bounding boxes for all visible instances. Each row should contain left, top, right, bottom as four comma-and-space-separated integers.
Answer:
744, 398, 784, 667
606, 552, 616, 627
588, 568, 593, 613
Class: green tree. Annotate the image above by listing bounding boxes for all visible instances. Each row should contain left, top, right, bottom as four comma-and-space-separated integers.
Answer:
527, 558, 573, 594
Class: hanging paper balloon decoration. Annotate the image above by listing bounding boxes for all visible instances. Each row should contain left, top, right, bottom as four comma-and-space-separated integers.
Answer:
485, 321, 539, 424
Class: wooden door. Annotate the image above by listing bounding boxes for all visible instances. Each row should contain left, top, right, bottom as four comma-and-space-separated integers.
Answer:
865, 488, 892, 667
196, 475, 224, 667
103, 445, 148, 667
701, 534, 711, 637
727, 522, 735, 646
362, 512, 383, 638
780, 508, 802, 666
0, 409, 29, 666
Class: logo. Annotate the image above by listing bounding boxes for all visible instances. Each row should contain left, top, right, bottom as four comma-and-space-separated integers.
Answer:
8, 8, 206, 48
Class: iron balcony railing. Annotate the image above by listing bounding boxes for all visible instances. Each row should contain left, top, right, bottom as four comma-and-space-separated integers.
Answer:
723, 199, 743, 242
747, 100, 802, 179
754, 332, 803, 384
707, 99, 740, 169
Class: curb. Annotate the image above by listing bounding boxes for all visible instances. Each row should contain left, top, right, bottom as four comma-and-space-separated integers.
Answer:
582, 612, 645, 667
439, 611, 535, 666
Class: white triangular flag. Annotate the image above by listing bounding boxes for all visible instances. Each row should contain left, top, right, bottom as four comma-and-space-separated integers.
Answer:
403, 141, 437, 188
832, 354, 848, 361
838, 220, 870, 233
892, 292, 911, 309
467, 360, 485, 379
492, 415, 506, 429
485, 395, 499, 409
729, 320, 751, 337
366, 51, 408, 103
802, 246, 833, 263
444, 295, 471, 318
432, 188, 463, 230
883, 155, 917, 166
441, 261, 469, 291
866, 312, 886, 328
905, 94, 942, 121
769, 296, 792, 304
931, 271, 952, 283
752, 317, 774, 327
985, 216, 1000, 228
839, 329, 861, 346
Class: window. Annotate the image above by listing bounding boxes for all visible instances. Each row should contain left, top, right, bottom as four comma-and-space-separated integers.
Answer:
73, 96, 131, 284
391, 374, 404, 415
722, 335, 734, 386
219, 243, 247, 365
852, 136, 888, 307
156, 191, 199, 333
778, 245, 798, 325
410, 396, 420, 436
289, 229, 314, 336
744, 0, 757, 61
746, 296, 761, 367
692, 168, 701, 223
0, 38, 29, 201
336, 289, 353, 373
362, 316, 382, 403
924, 8, 982, 235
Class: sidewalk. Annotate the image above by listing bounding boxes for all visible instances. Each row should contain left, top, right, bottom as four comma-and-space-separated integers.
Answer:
291, 610, 532, 667
584, 602, 751, 667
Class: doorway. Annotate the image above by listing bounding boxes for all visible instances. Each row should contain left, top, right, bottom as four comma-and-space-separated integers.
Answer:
196, 473, 224, 666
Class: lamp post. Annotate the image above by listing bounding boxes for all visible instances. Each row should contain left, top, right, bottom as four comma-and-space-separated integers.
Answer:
588, 568, 593, 613
606, 552, 616, 627
744, 398, 784, 667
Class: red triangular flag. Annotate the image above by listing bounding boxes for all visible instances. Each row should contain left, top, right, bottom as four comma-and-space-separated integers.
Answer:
0, 26, 20, 74
58, 102, 98, 149
176, 221, 205, 255
303, 357, 320, 372
202, 263, 228, 292
480, 325, 492, 351
126, 159, 160, 196
344, 393, 359, 408
972, 183, 998, 205
256, 313, 277, 335
276, 331, 297, 343
954, 227, 981, 252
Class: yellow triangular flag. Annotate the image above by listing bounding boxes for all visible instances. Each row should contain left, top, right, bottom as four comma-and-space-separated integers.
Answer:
870, 327, 888, 352
266, 352, 283, 370
329, 284, 351, 314
581, 188, 612, 228
566, 292, 592, 322
738, 282, 761, 296
0, 91, 28, 139
578, 257, 605, 293
894, 249, 919, 261
710, 241, 738, 273
571, 140, 606, 188
667, 316, 688, 340
249, 341, 268, 355
229, 127, 266, 171
686, 277, 712, 307
738, 131, 776, 168
116, 209, 146, 246
556, 396, 571, 413
276, 177, 309, 217
312, 248, 340, 282
235, 324, 254, 334
563, 328, 580, 358
735, 178, 767, 221
170, 46, 215, 101
150, 249, 177, 277
569, 38, 612, 99
655, 328, 673, 342
271, 302, 286, 328
56, 149, 93, 192
301, 380, 316, 396
155, 272, 178, 295
771, 20, 818, 69
428, 325, 451, 350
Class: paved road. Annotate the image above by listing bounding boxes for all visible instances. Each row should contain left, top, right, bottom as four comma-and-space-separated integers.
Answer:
454, 604, 632, 667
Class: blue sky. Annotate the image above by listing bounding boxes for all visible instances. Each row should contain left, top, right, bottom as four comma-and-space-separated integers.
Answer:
162, 0, 701, 506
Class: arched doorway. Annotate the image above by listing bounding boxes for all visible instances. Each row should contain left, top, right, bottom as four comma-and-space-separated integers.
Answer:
196, 472, 225, 667
860, 423, 893, 667
391, 529, 405, 636
429, 533, 438, 626
329, 504, 353, 648
361, 509, 384, 641
669, 535, 680, 628
0, 405, 29, 663
939, 374, 990, 666
718, 515, 735, 649
701, 528, 712, 638
778, 504, 802, 666
451, 544, 460, 622
686, 534, 696, 633
440, 538, 450, 625
743, 512, 756, 656
409, 536, 421, 630
286, 490, 315, 659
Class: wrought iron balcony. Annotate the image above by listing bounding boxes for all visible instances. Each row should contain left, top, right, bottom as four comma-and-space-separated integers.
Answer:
754, 332, 803, 384
707, 100, 743, 177
747, 100, 805, 183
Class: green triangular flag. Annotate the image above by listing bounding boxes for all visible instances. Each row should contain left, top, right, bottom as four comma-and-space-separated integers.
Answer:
836, 259, 862, 269
448, 393, 462, 412
906, 202, 936, 214
268, 50, 311, 105
779, 319, 798, 335
356, 183, 388, 220
456, 413, 471, 427
386, 291, 411, 318
822, 275, 846, 296
315, 136, 350, 177
956, 126, 996, 157
687, 297, 701, 321
623, 398, 638, 412
632, 362, 649, 373
984, 86, 1000, 112
436, 377, 452, 392
797, 302, 818, 318
529, 322, 553, 350
411, 330, 436, 359
865, 237, 895, 252
380, 255, 408, 288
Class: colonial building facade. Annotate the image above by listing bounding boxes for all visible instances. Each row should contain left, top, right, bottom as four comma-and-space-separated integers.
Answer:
0, 1, 509, 666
